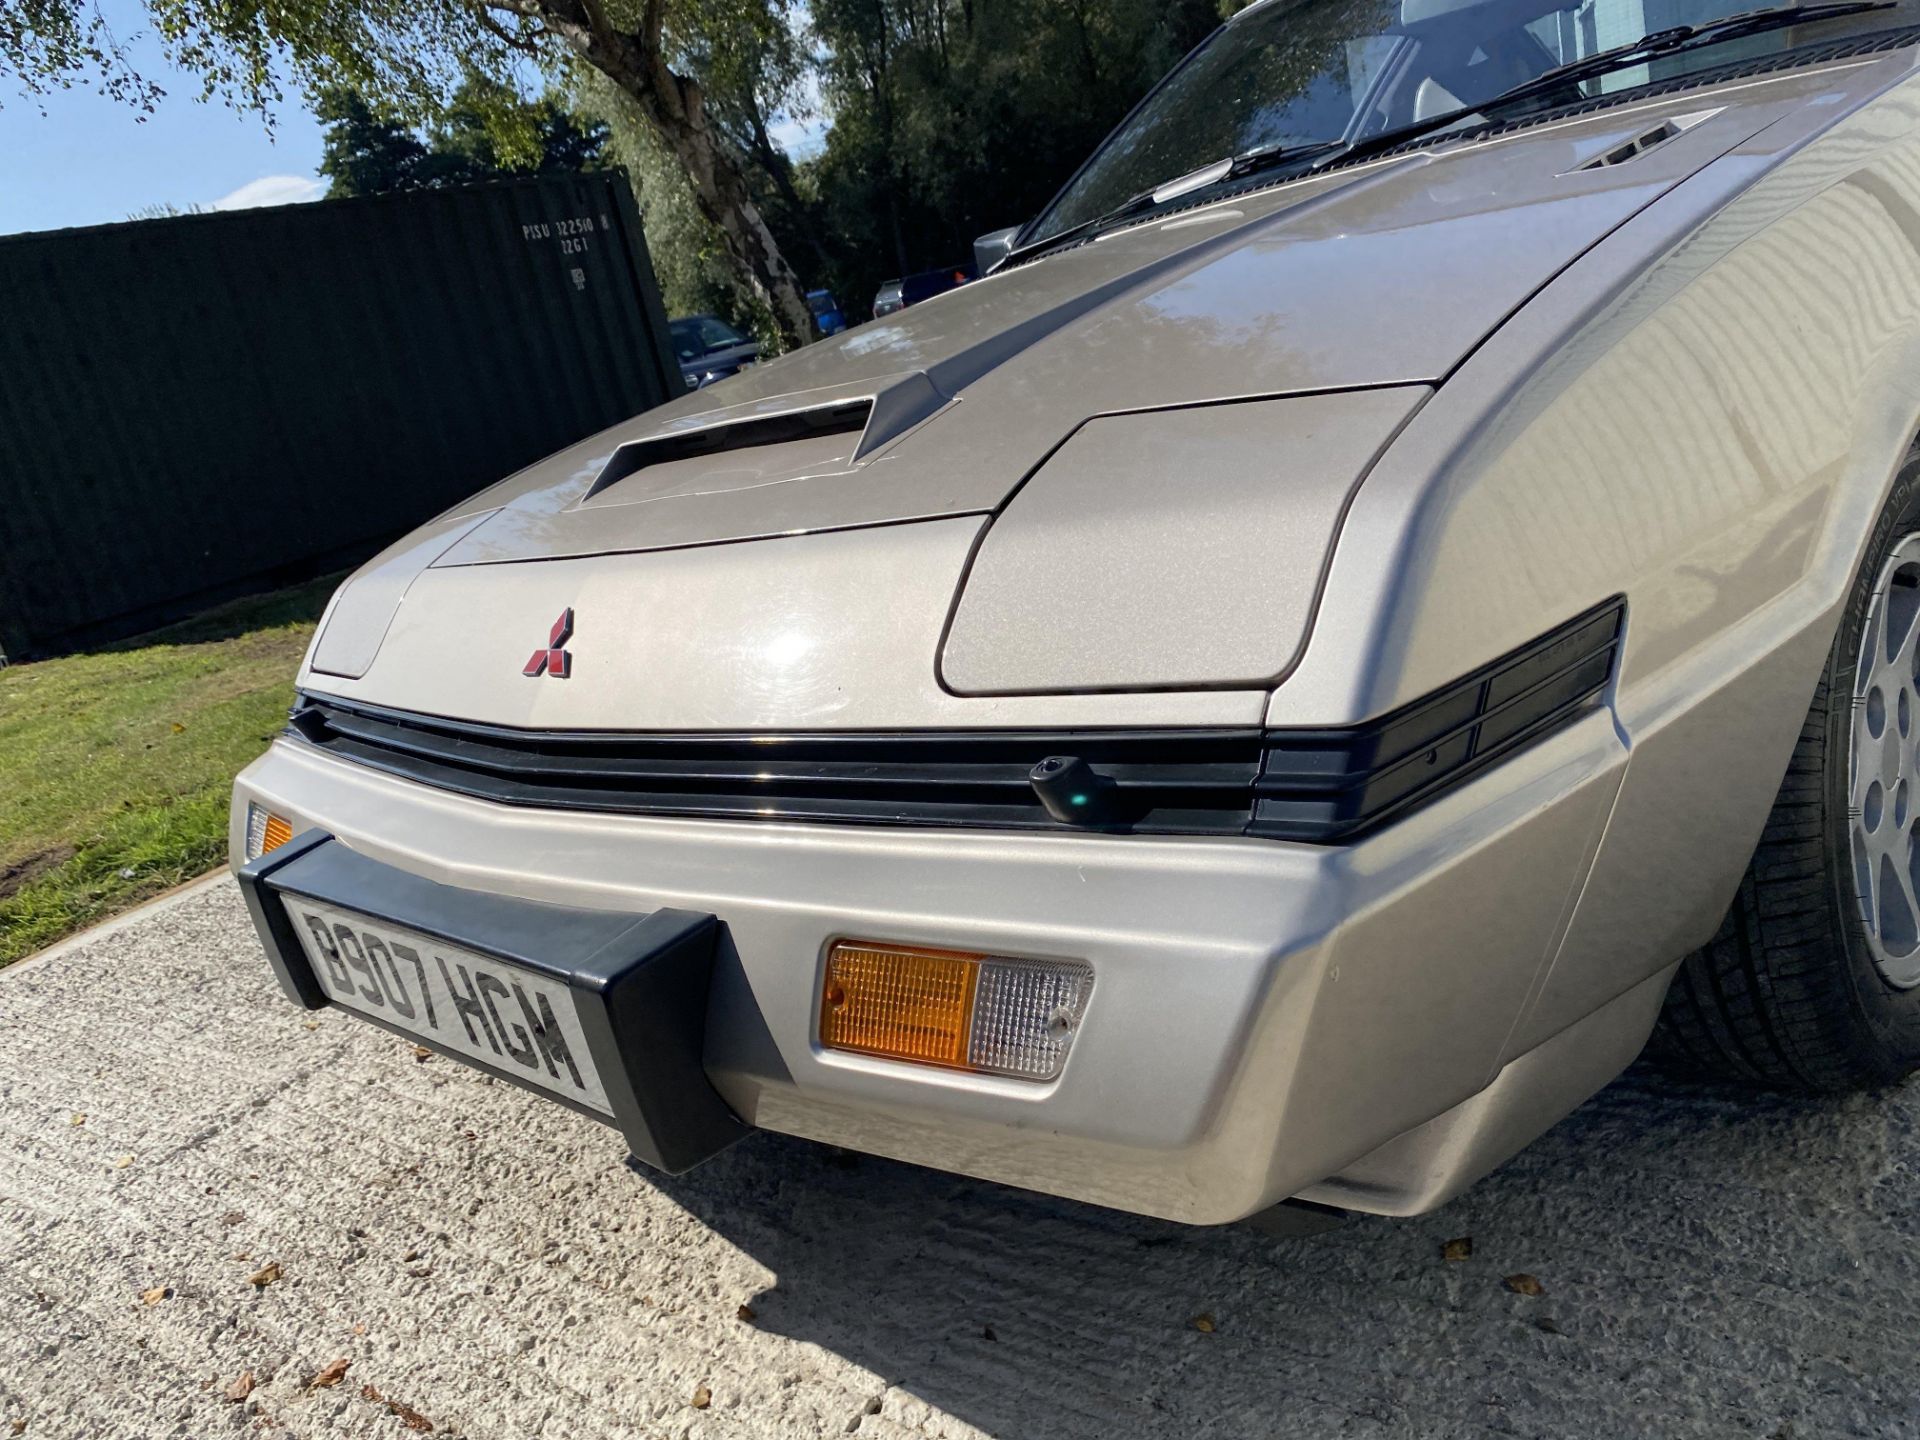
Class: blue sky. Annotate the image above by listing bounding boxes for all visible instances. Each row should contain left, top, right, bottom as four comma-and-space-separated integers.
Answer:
0, 4, 825, 239
0, 5, 326, 236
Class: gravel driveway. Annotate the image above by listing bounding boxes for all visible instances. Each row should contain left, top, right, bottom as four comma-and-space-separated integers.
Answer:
4, 878, 1919, 1439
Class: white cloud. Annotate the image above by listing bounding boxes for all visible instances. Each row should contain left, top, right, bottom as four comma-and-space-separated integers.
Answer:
210, 174, 326, 211
768, 115, 830, 160
768, 67, 829, 160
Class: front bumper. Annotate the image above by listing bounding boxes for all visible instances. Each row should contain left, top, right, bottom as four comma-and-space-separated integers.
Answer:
233, 709, 1627, 1224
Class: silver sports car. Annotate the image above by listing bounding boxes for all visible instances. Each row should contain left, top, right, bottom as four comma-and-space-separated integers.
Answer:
235, 0, 1920, 1225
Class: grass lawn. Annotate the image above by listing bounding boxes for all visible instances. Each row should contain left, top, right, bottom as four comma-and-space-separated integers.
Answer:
0, 577, 337, 967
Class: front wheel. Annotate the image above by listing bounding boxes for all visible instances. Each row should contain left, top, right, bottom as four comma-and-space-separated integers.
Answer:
1655, 446, 1920, 1090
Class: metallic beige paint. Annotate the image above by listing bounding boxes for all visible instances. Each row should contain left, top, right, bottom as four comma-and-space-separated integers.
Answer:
250, 50, 1920, 1218
232, 704, 1623, 1224
940, 388, 1427, 693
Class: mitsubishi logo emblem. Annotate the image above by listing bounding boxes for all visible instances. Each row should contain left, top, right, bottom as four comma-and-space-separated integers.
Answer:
523, 608, 574, 678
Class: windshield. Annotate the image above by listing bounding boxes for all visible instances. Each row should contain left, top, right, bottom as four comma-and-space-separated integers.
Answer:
1030, 0, 1893, 242
670, 316, 748, 362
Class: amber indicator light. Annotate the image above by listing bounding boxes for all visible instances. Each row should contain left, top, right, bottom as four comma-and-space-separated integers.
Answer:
820, 941, 982, 1069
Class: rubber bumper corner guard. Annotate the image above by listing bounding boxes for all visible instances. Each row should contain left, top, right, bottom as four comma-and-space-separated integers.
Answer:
236, 829, 749, 1175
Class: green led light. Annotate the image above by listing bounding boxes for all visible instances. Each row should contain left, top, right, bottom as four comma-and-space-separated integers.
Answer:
1070, 793, 1088, 806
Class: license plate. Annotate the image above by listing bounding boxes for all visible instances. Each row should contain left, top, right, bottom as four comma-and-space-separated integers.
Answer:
283, 897, 612, 1115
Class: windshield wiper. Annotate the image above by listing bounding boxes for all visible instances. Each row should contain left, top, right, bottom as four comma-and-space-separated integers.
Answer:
1000, 189, 1161, 268
1003, 138, 1350, 267
1480, 1, 1892, 112
1328, 0, 1894, 170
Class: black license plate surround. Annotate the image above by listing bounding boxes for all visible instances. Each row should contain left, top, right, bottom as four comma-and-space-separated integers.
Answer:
237, 829, 746, 1174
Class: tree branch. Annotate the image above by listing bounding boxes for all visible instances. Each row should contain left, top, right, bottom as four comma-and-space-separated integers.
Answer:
577, 0, 618, 54
640, 0, 667, 61
471, 7, 545, 57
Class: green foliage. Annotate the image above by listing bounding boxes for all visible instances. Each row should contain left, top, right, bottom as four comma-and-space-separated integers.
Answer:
795, 0, 1224, 317
317, 79, 608, 199
586, 0, 1232, 332
126, 201, 211, 220
572, 68, 783, 344
1, 0, 165, 111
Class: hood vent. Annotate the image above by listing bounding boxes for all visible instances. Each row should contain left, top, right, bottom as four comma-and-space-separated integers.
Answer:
1577, 120, 1681, 169
584, 398, 873, 502
1573, 107, 1719, 171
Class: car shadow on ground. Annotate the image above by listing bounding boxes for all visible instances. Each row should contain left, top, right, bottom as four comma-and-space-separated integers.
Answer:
643, 1063, 1911, 1436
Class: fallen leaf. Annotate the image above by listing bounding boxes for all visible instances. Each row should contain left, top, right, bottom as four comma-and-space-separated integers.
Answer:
1505, 1273, 1545, 1298
9, 1420, 23, 1436
736, 1303, 757, 1323
170, 721, 186, 734
221, 1211, 246, 1227
411, 1046, 432, 1063
690, 1384, 712, 1410
247, 1262, 282, 1288
1442, 1236, 1473, 1262
113, 1155, 133, 1170
69, 1113, 85, 1127
307, 1358, 350, 1391
361, 1384, 434, 1432
140, 1286, 169, 1306
351, 1322, 367, 1337
224, 1372, 255, 1404
1190, 1313, 1216, 1333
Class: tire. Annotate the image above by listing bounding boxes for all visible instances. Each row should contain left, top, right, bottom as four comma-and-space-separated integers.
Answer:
1654, 444, 1920, 1091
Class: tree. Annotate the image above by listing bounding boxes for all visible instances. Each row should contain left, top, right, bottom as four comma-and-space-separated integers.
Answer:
802, 0, 1223, 319
577, 67, 758, 327
570, 1, 818, 337
4, 0, 818, 347
316, 81, 609, 199
125, 201, 210, 219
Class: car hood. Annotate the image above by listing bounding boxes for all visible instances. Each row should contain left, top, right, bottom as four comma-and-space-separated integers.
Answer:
431, 93, 1787, 570
302, 77, 1839, 726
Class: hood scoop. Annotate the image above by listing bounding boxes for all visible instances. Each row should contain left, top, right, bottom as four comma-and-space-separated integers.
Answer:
581, 398, 872, 507
1570, 107, 1720, 171
576, 370, 953, 513
432, 372, 971, 564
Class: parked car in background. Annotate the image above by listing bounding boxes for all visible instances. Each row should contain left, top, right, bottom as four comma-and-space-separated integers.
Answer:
808, 289, 849, 336
234, 0, 1920, 1231
871, 266, 975, 321
669, 314, 760, 390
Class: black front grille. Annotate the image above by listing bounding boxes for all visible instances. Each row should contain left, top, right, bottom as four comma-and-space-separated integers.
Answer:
290, 597, 1624, 844
291, 700, 1267, 833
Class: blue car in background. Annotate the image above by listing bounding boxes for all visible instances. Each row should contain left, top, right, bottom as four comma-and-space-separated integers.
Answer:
807, 289, 848, 336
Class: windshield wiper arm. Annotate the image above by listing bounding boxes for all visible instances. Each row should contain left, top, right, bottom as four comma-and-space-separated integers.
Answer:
1486, 0, 1894, 106
1003, 138, 1350, 267
1000, 189, 1161, 268
1322, 0, 1893, 173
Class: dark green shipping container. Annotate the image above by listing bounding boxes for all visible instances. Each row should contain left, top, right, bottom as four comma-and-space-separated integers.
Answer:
0, 172, 679, 661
